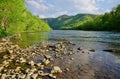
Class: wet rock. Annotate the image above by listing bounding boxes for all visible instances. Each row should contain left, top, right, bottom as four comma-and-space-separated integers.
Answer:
18, 74, 26, 79
0, 66, 4, 72
25, 68, 30, 73
1, 74, 6, 79
40, 65, 44, 70
36, 63, 41, 67
103, 49, 113, 52
49, 74, 57, 79
3, 55, 8, 59
11, 75, 16, 78
10, 55, 16, 59
7, 49, 14, 54
89, 49, 95, 52
43, 59, 50, 65
38, 71, 49, 76
51, 66, 62, 74
66, 68, 70, 71
26, 74, 31, 79
15, 67, 21, 72
77, 47, 83, 51
82, 51, 85, 53
2, 60, 9, 66
19, 57, 26, 63
31, 74, 38, 79
70, 57, 74, 60
30, 68, 37, 72
28, 61, 35, 66
3, 69, 7, 73
69, 51, 73, 55
38, 78, 42, 79
44, 54, 51, 59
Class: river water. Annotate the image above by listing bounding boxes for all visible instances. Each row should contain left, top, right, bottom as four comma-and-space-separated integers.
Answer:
14, 30, 120, 79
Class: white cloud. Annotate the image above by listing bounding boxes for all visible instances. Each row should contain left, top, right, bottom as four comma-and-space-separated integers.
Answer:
39, 15, 46, 18
26, 0, 48, 11
71, 0, 99, 13
26, 0, 120, 18
96, 0, 105, 2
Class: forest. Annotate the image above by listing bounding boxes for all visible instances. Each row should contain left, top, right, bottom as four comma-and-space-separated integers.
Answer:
45, 4, 120, 31
0, 0, 51, 38
72, 4, 120, 31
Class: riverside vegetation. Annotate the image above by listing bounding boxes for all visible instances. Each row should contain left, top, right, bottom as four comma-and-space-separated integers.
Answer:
0, 0, 51, 38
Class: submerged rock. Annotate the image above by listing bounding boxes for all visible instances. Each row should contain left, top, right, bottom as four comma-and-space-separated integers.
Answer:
77, 47, 83, 51
89, 49, 95, 52
103, 49, 114, 52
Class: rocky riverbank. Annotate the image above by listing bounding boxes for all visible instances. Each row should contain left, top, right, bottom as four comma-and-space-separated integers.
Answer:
0, 35, 78, 79
1, 35, 120, 79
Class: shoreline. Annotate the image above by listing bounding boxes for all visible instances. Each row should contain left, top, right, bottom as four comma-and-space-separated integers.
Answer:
0, 35, 120, 79
0, 36, 77, 79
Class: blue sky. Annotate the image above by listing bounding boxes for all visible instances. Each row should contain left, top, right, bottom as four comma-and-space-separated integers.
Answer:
26, 0, 120, 18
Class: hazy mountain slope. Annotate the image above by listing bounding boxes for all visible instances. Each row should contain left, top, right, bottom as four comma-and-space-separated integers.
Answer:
44, 14, 96, 29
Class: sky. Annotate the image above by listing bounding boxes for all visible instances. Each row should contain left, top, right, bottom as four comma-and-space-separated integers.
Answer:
26, 0, 120, 18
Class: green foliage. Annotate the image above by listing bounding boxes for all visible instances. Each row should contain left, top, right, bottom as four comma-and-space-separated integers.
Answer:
74, 4, 120, 31
45, 4, 120, 31
0, 0, 51, 35
0, 28, 7, 38
44, 14, 96, 29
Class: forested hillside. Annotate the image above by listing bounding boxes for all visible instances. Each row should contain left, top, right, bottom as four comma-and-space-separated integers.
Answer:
44, 14, 96, 29
0, 0, 51, 37
74, 4, 120, 31
45, 4, 120, 31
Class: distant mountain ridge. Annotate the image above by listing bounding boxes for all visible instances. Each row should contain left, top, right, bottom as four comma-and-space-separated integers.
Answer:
44, 14, 96, 29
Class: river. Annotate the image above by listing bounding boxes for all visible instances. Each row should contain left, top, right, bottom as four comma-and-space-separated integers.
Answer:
13, 30, 120, 79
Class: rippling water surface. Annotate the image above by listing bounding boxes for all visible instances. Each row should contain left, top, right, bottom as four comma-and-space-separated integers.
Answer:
14, 30, 120, 79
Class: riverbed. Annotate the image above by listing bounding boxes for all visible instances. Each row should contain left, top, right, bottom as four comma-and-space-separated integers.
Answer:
13, 30, 120, 79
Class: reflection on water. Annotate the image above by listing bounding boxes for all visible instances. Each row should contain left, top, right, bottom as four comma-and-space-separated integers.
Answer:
90, 51, 120, 79
12, 32, 48, 47
13, 30, 120, 79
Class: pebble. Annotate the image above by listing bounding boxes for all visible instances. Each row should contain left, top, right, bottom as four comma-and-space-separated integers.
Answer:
15, 67, 21, 72
51, 66, 62, 74
0, 67, 4, 72
38, 71, 49, 76
49, 74, 57, 79
89, 49, 95, 52
31, 74, 38, 79
1, 74, 6, 79
7, 49, 13, 54
70, 57, 74, 60
44, 54, 51, 59
77, 47, 83, 51
28, 61, 35, 66
66, 68, 70, 71
19, 57, 26, 63
43, 59, 50, 65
